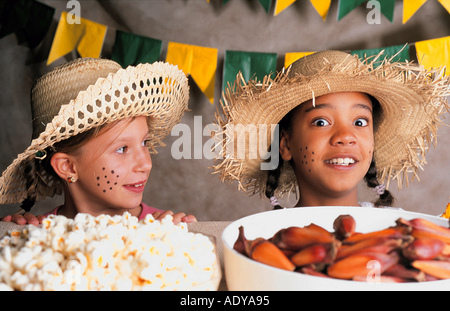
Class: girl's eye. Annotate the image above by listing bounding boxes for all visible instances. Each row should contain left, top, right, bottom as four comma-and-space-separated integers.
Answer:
312, 118, 330, 127
116, 146, 128, 154
142, 139, 152, 148
354, 118, 368, 127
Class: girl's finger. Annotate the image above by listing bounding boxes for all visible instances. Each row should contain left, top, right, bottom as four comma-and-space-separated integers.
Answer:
11, 214, 27, 225
181, 215, 197, 223
24, 213, 40, 225
0, 215, 13, 222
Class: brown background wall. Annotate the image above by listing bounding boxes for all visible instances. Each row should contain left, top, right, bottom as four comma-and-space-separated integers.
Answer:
1, 0, 449, 220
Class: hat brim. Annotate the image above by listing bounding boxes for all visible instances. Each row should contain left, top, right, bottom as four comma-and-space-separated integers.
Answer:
0, 61, 189, 204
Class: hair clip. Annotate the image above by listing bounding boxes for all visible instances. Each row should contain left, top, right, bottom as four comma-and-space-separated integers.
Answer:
269, 196, 279, 207
374, 184, 386, 196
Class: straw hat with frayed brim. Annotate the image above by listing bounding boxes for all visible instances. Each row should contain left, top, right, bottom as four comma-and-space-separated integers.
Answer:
213, 50, 450, 198
0, 58, 189, 204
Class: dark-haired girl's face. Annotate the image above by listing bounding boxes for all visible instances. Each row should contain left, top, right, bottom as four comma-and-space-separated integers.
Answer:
279, 92, 374, 206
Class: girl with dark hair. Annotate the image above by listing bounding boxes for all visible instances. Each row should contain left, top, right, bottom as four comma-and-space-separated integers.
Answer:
214, 50, 449, 210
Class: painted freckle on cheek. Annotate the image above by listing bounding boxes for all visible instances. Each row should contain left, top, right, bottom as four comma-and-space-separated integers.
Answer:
309, 148, 315, 173
96, 168, 120, 193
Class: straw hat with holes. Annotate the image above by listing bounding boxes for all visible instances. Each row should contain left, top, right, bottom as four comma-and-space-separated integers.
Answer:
213, 50, 450, 199
0, 58, 189, 209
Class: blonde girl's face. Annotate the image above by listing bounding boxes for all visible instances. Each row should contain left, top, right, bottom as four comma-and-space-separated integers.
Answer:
71, 116, 152, 214
280, 92, 374, 204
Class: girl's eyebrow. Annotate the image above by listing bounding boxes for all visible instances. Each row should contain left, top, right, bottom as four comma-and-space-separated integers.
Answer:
304, 102, 373, 114
304, 103, 332, 113
110, 130, 151, 146
354, 103, 373, 114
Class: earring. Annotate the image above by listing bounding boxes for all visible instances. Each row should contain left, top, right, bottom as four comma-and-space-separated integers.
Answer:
67, 176, 77, 183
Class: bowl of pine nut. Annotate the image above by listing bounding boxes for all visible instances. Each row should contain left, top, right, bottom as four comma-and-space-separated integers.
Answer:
222, 206, 450, 290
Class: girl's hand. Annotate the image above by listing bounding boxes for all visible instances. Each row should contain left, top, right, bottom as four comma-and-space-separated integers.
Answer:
152, 210, 197, 224
0, 213, 45, 226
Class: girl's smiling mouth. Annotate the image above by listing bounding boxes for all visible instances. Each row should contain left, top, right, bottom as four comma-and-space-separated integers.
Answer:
324, 157, 356, 166
123, 181, 146, 193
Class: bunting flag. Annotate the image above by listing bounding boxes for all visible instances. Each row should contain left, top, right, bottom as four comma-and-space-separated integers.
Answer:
284, 52, 315, 68
3, 1, 450, 104
211, 0, 450, 22
259, 0, 273, 13
310, 0, 332, 20
166, 42, 218, 104
402, 0, 427, 23
223, 50, 277, 91
111, 30, 162, 68
415, 36, 450, 76
438, 0, 450, 13
351, 44, 410, 67
338, 0, 368, 20
47, 11, 107, 65
0, 0, 55, 48
274, 0, 296, 16
338, 0, 395, 22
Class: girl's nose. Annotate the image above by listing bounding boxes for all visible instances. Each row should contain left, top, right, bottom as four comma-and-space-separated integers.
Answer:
135, 149, 152, 172
330, 124, 357, 146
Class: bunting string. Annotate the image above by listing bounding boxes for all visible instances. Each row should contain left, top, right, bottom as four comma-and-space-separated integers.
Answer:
1, 0, 449, 104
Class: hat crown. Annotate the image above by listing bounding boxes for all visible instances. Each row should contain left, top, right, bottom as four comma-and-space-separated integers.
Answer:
30, 58, 121, 139
288, 50, 357, 77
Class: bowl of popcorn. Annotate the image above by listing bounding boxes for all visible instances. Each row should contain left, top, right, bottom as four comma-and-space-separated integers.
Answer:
0, 213, 220, 291
221, 206, 450, 291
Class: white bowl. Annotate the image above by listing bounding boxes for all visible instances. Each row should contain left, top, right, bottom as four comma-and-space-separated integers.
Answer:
221, 206, 450, 291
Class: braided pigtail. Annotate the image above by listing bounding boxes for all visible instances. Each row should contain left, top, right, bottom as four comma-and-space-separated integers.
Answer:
364, 159, 395, 207
20, 147, 58, 212
264, 105, 301, 209
20, 157, 40, 212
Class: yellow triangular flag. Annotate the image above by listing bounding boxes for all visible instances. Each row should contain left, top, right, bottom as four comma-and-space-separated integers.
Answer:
166, 42, 218, 104
47, 11, 107, 65
274, 0, 297, 16
403, 0, 428, 24
438, 0, 450, 13
310, 0, 332, 21
415, 36, 450, 76
284, 52, 315, 68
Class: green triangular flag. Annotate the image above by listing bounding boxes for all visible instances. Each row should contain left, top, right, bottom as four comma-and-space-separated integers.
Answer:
374, 0, 395, 22
338, 0, 395, 22
0, 0, 54, 48
111, 30, 162, 68
222, 50, 277, 92
23, 1, 55, 48
259, 0, 272, 13
337, 0, 366, 20
351, 44, 410, 68
0, 0, 30, 38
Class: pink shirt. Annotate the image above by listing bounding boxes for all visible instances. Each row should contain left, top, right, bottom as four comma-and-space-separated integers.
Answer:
41, 202, 162, 221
